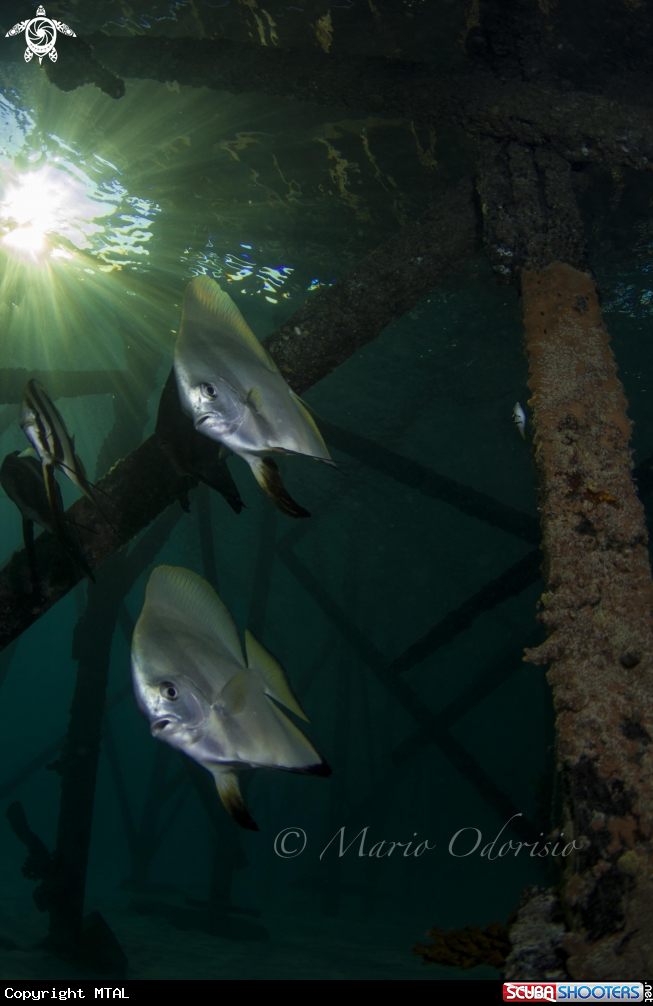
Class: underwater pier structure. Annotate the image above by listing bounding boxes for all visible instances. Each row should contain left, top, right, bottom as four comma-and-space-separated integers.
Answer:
2, 5, 653, 978
476, 134, 653, 976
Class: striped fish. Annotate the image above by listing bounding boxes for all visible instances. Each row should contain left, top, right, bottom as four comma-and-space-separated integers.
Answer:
20, 379, 115, 532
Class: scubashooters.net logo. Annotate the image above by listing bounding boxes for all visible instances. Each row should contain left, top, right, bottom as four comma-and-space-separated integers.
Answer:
5, 5, 76, 65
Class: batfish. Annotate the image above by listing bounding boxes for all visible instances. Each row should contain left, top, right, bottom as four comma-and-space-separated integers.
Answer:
173, 276, 334, 518
131, 564, 331, 830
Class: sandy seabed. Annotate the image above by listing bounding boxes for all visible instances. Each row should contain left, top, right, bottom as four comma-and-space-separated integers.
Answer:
0, 879, 499, 981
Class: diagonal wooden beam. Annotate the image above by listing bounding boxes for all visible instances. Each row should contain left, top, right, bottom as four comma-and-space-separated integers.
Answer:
277, 542, 540, 843
321, 420, 540, 545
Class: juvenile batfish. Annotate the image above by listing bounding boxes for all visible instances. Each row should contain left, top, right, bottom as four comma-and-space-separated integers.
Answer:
131, 565, 331, 830
173, 276, 335, 518
513, 402, 526, 440
0, 448, 95, 583
20, 379, 116, 531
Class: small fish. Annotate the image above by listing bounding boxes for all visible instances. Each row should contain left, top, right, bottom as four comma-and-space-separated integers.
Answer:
20, 379, 116, 532
173, 276, 335, 518
155, 367, 244, 514
131, 565, 331, 830
0, 448, 95, 584
513, 402, 527, 439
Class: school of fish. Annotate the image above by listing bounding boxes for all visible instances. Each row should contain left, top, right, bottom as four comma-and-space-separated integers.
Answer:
1, 276, 528, 829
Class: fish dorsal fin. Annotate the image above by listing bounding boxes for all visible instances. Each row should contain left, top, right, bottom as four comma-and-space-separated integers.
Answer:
289, 392, 330, 455
183, 276, 276, 372
145, 565, 244, 665
245, 629, 309, 722
218, 668, 249, 716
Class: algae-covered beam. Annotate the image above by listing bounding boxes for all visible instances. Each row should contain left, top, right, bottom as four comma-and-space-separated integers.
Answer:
477, 139, 586, 283
0, 180, 477, 654
18, 31, 653, 173
478, 137, 653, 975
522, 264, 653, 978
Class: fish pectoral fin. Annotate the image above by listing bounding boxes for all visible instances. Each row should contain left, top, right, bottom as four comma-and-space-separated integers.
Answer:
213, 770, 259, 831
247, 456, 310, 519
218, 668, 249, 716
245, 629, 308, 722
245, 386, 265, 414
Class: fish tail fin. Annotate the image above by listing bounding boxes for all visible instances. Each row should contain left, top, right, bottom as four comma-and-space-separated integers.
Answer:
248, 456, 310, 519
213, 770, 259, 831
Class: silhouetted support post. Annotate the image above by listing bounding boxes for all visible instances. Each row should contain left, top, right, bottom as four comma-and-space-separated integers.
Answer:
124, 744, 175, 889
49, 549, 127, 956
5, 507, 184, 972
520, 263, 653, 978
180, 758, 250, 912
197, 483, 218, 589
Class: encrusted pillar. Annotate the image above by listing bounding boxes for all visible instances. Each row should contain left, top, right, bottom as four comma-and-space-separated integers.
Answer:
522, 261, 653, 978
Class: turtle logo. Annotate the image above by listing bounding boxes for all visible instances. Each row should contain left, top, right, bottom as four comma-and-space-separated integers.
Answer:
5, 5, 76, 65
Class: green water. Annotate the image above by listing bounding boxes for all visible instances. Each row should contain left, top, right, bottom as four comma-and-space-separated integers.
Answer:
0, 3, 649, 983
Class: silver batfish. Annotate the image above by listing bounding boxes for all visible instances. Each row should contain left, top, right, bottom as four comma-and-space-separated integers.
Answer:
173, 276, 335, 518
131, 565, 331, 830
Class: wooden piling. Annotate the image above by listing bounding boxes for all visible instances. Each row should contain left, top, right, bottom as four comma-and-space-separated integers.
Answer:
522, 262, 653, 977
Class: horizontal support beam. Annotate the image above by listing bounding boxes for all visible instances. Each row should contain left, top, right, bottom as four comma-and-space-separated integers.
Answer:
19, 32, 653, 172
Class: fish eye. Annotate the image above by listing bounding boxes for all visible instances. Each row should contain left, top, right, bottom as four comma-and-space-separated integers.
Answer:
202, 383, 218, 399
160, 682, 179, 700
